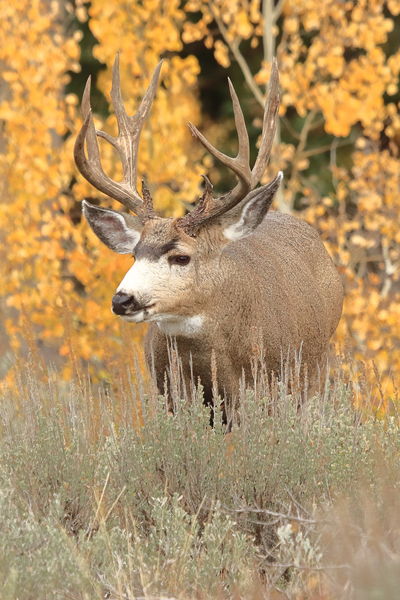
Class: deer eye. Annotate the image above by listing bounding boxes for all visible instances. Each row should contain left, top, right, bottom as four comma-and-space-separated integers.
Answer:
168, 255, 191, 266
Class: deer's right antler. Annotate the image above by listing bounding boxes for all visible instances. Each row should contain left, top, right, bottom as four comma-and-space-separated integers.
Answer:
74, 54, 162, 222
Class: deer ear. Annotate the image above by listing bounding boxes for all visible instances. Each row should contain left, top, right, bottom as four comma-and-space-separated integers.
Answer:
82, 200, 142, 254
223, 172, 283, 241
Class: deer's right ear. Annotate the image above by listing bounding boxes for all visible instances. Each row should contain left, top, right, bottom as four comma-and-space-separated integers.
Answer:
82, 201, 142, 254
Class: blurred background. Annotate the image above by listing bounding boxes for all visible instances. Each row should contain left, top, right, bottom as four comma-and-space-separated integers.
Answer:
0, 0, 399, 399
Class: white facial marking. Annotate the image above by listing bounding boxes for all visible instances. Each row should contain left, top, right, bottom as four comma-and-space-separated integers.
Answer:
116, 256, 200, 331
156, 314, 205, 337
117, 258, 168, 297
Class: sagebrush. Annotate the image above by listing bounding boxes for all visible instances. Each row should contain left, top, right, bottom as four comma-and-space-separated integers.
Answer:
0, 354, 399, 599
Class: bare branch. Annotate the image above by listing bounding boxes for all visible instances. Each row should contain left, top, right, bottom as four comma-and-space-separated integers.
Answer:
210, 5, 265, 107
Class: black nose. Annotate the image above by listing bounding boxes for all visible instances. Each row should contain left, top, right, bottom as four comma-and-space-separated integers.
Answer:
112, 292, 140, 315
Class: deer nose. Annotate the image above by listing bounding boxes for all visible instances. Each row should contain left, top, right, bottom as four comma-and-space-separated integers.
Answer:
112, 291, 140, 315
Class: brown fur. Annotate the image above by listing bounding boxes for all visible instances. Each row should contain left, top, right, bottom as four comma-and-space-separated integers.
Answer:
144, 211, 343, 406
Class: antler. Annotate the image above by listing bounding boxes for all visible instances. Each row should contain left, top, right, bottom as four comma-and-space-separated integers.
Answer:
74, 54, 162, 221
179, 59, 280, 236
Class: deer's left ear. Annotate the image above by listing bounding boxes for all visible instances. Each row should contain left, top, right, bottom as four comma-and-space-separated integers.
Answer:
82, 200, 143, 254
223, 172, 283, 241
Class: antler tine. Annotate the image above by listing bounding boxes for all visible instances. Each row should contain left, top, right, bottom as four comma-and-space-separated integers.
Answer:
251, 58, 280, 187
74, 55, 163, 220
176, 175, 213, 232
227, 78, 251, 172
80, 77, 100, 164
187, 77, 251, 187
141, 179, 156, 217
110, 54, 163, 193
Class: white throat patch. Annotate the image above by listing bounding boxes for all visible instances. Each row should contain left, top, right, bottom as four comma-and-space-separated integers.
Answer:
156, 314, 205, 337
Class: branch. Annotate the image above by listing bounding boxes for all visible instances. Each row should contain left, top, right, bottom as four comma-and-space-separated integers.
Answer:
381, 238, 396, 298
286, 110, 318, 194
264, 562, 350, 571
282, 116, 301, 140
273, 0, 287, 23
303, 139, 354, 158
221, 503, 324, 525
263, 0, 275, 64
210, 5, 265, 107
263, 0, 286, 61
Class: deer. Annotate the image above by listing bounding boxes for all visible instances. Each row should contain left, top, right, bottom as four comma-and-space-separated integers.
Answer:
74, 55, 343, 416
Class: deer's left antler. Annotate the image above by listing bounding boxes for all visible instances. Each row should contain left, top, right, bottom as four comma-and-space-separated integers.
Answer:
178, 59, 280, 236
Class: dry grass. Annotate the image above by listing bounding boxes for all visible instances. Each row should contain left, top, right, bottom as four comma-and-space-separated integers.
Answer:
0, 345, 399, 599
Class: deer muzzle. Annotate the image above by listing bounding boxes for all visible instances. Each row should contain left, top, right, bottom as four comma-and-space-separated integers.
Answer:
111, 291, 149, 316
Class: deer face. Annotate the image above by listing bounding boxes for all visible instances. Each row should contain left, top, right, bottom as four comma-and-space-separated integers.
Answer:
82, 170, 281, 329
83, 201, 215, 329
114, 219, 199, 325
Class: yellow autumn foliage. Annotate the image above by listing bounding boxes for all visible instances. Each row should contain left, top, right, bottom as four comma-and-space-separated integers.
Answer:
0, 0, 399, 400
1, 0, 202, 377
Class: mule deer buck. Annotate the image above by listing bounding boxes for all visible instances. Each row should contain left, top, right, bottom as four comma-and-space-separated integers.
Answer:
74, 55, 343, 412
